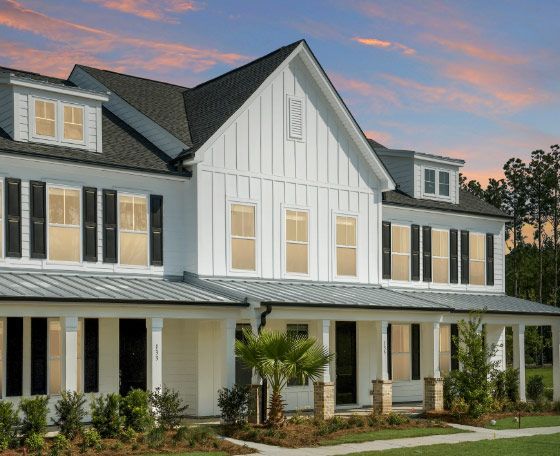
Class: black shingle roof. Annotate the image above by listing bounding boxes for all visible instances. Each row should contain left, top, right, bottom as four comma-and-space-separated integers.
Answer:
383, 189, 510, 219
0, 66, 74, 87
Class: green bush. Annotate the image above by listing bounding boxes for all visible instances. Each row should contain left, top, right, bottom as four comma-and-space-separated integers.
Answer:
81, 428, 102, 451
493, 367, 519, 403
217, 385, 249, 427
316, 416, 349, 435
24, 433, 45, 455
20, 396, 49, 441
184, 426, 213, 446
91, 393, 122, 438
53, 391, 86, 440
119, 427, 137, 443
386, 412, 409, 426
145, 426, 166, 449
347, 414, 367, 427
149, 386, 188, 430
49, 434, 69, 456
120, 389, 153, 432
527, 375, 545, 401
0, 401, 20, 450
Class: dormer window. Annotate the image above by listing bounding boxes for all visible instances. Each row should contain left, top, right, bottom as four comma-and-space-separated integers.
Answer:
423, 168, 451, 199
63, 105, 84, 141
35, 100, 56, 138
439, 171, 450, 196
424, 169, 435, 194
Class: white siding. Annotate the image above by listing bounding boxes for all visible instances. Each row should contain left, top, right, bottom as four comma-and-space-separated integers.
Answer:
0, 85, 14, 138
414, 159, 460, 204
69, 67, 186, 158
197, 56, 382, 283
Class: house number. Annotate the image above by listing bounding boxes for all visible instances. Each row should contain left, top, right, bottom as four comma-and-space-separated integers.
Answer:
155, 344, 159, 362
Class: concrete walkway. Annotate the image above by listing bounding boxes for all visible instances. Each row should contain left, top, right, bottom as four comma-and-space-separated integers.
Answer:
227, 424, 560, 455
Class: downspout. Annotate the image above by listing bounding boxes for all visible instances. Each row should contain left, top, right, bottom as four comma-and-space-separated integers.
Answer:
258, 303, 272, 333
257, 303, 272, 423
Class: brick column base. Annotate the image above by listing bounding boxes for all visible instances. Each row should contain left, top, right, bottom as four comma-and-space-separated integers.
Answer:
314, 381, 335, 420
372, 379, 392, 414
248, 384, 261, 424
423, 377, 444, 412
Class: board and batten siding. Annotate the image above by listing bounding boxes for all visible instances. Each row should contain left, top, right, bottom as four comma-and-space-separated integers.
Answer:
196, 56, 382, 283
382, 205, 506, 293
0, 85, 14, 138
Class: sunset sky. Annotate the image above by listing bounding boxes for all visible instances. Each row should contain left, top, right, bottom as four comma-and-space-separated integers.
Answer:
0, 0, 558, 184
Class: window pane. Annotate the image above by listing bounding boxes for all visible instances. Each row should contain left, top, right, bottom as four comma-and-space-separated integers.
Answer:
392, 226, 410, 253
231, 205, 254, 237
432, 231, 449, 257
286, 242, 308, 274
120, 196, 134, 230
35, 100, 56, 137
49, 226, 80, 262
337, 216, 356, 247
133, 197, 147, 232
49, 188, 65, 225
63, 106, 84, 141
65, 189, 80, 225
286, 210, 298, 241
243, 206, 255, 237
440, 353, 451, 375
470, 262, 485, 285
232, 238, 256, 271
337, 247, 356, 276
439, 171, 450, 196
392, 353, 411, 381
433, 258, 449, 283
49, 320, 61, 395
120, 232, 148, 266
439, 325, 451, 352
424, 169, 435, 194
470, 234, 485, 260
296, 212, 308, 242
392, 255, 410, 281
392, 325, 410, 353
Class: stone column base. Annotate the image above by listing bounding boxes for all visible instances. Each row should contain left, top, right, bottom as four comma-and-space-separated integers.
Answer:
248, 384, 261, 424
372, 379, 392, 414
314, 381, 335, 420
424, 377, 444, 412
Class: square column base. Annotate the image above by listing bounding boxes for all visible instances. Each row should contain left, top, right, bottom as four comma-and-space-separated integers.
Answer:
424, 377, 444, 412
314, 382, 335, 420
248, 385, 261, 424
372, 379, 392, 414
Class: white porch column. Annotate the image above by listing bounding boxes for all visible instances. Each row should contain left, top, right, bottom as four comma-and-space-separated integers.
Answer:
63, 317, 79, 392
147, 318, 163, 392
513, 323, 526, 401
372, 321, 392, 413
553, 323, 560, 401
422, 322, 443, 412
486, 325, 506, 371
222, 318, 236, 389
318, 320, 331, 382
314, 320, 334, 420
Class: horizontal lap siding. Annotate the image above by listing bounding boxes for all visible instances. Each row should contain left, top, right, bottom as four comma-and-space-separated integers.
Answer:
198, 56, 381, 283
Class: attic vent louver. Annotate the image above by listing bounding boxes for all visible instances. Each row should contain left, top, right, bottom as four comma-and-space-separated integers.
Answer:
287, 95, 304, 141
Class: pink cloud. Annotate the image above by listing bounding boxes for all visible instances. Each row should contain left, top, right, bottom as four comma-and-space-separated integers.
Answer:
87, 0, 200, 23
364, 129, 392, 146
329, 72, 401, 112
353, 37, 416, 56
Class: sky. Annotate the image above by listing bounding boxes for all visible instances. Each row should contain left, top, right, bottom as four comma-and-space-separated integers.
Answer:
0, 0, 558, 185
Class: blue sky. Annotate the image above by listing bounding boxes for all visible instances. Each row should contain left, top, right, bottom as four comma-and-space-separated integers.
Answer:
0, 0, 558, 183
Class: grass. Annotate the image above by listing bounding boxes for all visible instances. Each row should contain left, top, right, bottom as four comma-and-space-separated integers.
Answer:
526, 366, 553, 388
346, 432, 560, 455
320, 426, 466, 445
484, 414, 560, 430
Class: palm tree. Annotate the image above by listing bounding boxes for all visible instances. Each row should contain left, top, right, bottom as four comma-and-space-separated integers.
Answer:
235, 329, 333, 426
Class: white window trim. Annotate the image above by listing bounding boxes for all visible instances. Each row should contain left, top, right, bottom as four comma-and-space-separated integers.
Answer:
61, 102, 87, 146
431, 228, 450, 284
226, 199, 260, 277
46, 183, 83, 265
286, 95, 306, 143
469, 232, 486, 287
117, 192, 150, 269
391, 323, 412, 382
282, 205, 311, 279
438, 170, 450, 197
30, 96, 58, 143
390, 224, 411, 283
421, 165, 452, 201
332, 211, 359, 282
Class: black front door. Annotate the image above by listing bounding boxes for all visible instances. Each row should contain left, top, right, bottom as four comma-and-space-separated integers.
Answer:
119, 319, 147, 395
335, 321, 357, 404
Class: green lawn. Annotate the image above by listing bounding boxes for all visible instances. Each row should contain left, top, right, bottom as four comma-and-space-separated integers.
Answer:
346, 432, 560, 455
484, 414, 560, 430
320, 426, 466, 446
526, 366, 553, 388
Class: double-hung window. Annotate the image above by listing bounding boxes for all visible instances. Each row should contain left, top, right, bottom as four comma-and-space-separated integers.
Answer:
48, 187, 80, 262
63, 105, 84, 142
287, 324, 309, 385
230, 204, 256, 271
285, 209, 308, 275
469, 233, 485, 285
48, 319, 62, 395
432, 230, 449, 284
439, 324, 452, 375
336, 216, 357, 277
391, 225, 410, 281
119, 195, 148, 266
391, 324, 411, 381
424, 169, 436, 194
439, 171, 450, 196
35, 99, 56, 138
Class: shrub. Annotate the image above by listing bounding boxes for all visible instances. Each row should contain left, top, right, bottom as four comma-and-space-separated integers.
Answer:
185, 426, 213, 446
81, 428, 102, 451
316, 416, 348, 435
24, 433, 45, 455
20, 396, 49, 441
347, 414, 367, 428
119, 427, 137, 443
91, 393, 122, 438
552, 401, 560, 413
450, 398, 468, 420
149, 386, 188, 430
49, 434, 69, 456
217, 385, 249, 427
527, 375, 545, 401
493, 367, 519, 403
386, 413, 409, 426
172, 426, 190, 445
120, 389, 153, 432
545, 388, 554, 401
0, 401, 20, 450
53, 391, 86, 440
145, 426, 166, 449
289, 411, 310, 425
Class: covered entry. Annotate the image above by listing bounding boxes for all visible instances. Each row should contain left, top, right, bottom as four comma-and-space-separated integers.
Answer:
119, 319, 147, 395
336, 321, 357, 405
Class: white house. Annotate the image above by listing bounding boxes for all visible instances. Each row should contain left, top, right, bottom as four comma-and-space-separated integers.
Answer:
0, 40, 559, 420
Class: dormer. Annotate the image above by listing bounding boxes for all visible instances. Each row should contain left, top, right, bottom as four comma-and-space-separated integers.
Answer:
373, 148, 464, 205
0, 70, 108, 152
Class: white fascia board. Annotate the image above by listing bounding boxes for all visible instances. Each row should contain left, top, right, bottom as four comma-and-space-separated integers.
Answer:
377, 148, 465, 167
3, 75, 109, 102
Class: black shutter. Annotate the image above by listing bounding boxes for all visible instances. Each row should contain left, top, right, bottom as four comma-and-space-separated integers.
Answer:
150, 195, 163, 266
103, 190, 118, 263
461, 230, 470, 284
450, 324, 459, 371
6, 317, 23, 396
382, 222, 391, 279
486, 233, 494, 286
411, 225, 420, 281
387, 323, 392, 380
31, 318, 47, 395
29, 181, 46, 259
422, 226, 432, 281
450, 229, 459, 284
83, 187, 98, 262
84, 318, 99, 393
411, 324, 420, 380
5, 178, 22, 258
